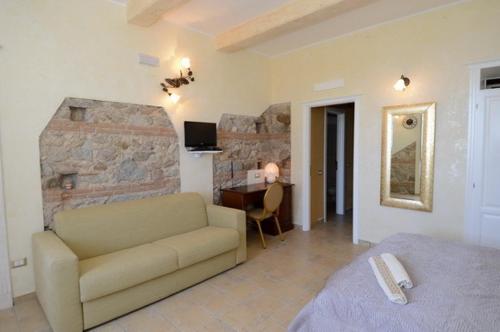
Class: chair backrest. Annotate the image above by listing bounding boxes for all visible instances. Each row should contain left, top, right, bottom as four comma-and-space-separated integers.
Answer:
263, 183, 284, 213
54, 192, 208, 259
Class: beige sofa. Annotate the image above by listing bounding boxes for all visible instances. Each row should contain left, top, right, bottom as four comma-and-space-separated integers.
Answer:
32, 192, 246, 332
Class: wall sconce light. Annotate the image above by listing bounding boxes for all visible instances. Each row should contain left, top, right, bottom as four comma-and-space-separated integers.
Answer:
161, 57, 195, 103
169, 93, 180, 104
393, 74, 410, 91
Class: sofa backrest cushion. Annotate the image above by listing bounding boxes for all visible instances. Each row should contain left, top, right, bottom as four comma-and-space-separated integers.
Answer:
54, 192, 208, 259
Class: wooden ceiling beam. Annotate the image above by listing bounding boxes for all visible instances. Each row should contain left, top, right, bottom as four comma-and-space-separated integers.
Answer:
127, 0, 189, 27
215, 0, 375, 52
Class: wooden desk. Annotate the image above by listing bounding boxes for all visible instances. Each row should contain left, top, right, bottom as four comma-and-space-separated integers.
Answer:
221, 183, 294, 236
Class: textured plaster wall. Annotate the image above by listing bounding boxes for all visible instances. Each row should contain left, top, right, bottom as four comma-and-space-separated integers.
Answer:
40, 98, 180, 228
270, 0, 500, 243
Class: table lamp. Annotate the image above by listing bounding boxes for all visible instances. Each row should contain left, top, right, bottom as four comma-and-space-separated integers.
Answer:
264, 162, 279, 183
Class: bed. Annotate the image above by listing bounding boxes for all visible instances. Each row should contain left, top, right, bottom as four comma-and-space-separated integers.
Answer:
289, 233, 500, 332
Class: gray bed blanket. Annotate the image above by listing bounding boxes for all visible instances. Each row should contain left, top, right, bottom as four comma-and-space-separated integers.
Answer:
289, 233, 500, 332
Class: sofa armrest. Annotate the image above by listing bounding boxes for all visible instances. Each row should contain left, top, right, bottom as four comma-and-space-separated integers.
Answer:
206, 205, 246, 264
32, 231, 82, 332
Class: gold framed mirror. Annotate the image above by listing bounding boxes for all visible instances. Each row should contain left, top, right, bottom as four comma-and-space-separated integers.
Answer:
380, 102, 436, 211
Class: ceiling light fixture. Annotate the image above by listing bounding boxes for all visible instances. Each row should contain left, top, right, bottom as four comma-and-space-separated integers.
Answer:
394, 75, 410, 91
161, 57, 195, 102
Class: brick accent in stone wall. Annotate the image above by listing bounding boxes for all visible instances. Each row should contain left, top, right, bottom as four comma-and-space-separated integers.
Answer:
40, 98, 180, 228
390, 141, 416, 195
213, 103, 291, 204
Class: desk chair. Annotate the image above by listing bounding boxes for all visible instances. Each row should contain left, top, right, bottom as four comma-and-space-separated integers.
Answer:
247, 183, 285, 248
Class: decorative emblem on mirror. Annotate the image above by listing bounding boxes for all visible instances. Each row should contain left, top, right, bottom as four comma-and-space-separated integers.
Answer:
402, 115, 418, 129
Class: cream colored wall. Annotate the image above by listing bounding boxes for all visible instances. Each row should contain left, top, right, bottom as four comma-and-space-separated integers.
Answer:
271, 0, 500, 243
0, 0, 270, 296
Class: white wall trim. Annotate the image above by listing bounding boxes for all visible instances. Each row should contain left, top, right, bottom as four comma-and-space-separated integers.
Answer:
302, 95, 361, 244
0, 145, 13, 309
465, 58, 500, 244
464, 64, 481, 244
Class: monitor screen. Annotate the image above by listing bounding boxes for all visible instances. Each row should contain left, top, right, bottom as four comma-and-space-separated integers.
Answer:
184, 121, 217, 147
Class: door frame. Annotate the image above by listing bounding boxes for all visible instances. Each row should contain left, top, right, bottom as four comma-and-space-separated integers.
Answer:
0, 147, 12, 309
302, 95, 360, 244
465, 59, 500, 244
326, 109, 346, 216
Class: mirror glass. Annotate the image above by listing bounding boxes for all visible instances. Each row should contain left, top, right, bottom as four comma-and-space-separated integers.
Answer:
390, 113, 423, 201
380, 103, 435, 212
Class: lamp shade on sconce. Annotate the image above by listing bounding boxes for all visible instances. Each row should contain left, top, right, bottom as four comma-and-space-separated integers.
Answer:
393, 75, 410, 91
169, 93, 180, 104
180, 57, 191, 69
264, 162, 279, 183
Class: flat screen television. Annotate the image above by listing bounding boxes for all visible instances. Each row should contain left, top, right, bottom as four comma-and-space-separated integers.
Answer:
184, 121, 218, 149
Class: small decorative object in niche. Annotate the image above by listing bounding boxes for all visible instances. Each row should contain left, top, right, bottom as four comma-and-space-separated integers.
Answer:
60, 173, 77, 190
380, 102, 436, 212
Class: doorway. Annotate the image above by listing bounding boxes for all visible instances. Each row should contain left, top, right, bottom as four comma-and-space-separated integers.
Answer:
308, 100, 356, 238
465, 61, 500, 248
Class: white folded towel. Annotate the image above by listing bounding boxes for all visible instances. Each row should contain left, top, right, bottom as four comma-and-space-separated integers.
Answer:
381, 253, 413, 289
368, 256, 407, 305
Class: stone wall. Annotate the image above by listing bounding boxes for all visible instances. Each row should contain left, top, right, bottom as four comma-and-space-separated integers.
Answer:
390, 142, 416, 195
40, 98, 180, 228
213, 103, 291, 203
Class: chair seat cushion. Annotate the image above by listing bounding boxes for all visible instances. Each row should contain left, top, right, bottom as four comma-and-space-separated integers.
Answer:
247, 208, 273, 221
154, 226, 239, 268
79, 243, 178, 302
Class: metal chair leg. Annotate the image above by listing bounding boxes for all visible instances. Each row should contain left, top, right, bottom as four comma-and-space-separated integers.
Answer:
274, 216, 284, 241
256, 220, 267, 249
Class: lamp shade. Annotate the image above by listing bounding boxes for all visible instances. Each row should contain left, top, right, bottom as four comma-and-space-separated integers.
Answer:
180, 57, 191, 69
393, 78, 406, 91
264, 162, 279, 183
169, 93, 180, 104
393, 75, 410, 91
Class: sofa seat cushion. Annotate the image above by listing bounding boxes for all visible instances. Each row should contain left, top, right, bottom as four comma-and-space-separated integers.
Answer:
154, 226, 239, 269
79, 244, 178, 302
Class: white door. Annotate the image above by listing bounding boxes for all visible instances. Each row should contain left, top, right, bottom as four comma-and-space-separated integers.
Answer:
472, 89, 500, 248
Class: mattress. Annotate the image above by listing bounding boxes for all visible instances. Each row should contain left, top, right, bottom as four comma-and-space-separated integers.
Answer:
289, 233, 500, 332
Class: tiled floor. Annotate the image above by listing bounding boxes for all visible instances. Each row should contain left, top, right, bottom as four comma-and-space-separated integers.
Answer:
0, 213, 368, 332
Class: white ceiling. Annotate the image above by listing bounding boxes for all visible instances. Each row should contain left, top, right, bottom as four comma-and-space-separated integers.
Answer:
117, 0, 465, 57
162, 0, 292, 37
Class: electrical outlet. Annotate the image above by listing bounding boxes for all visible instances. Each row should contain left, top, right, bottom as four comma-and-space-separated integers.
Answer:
11, 257, 27, 269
